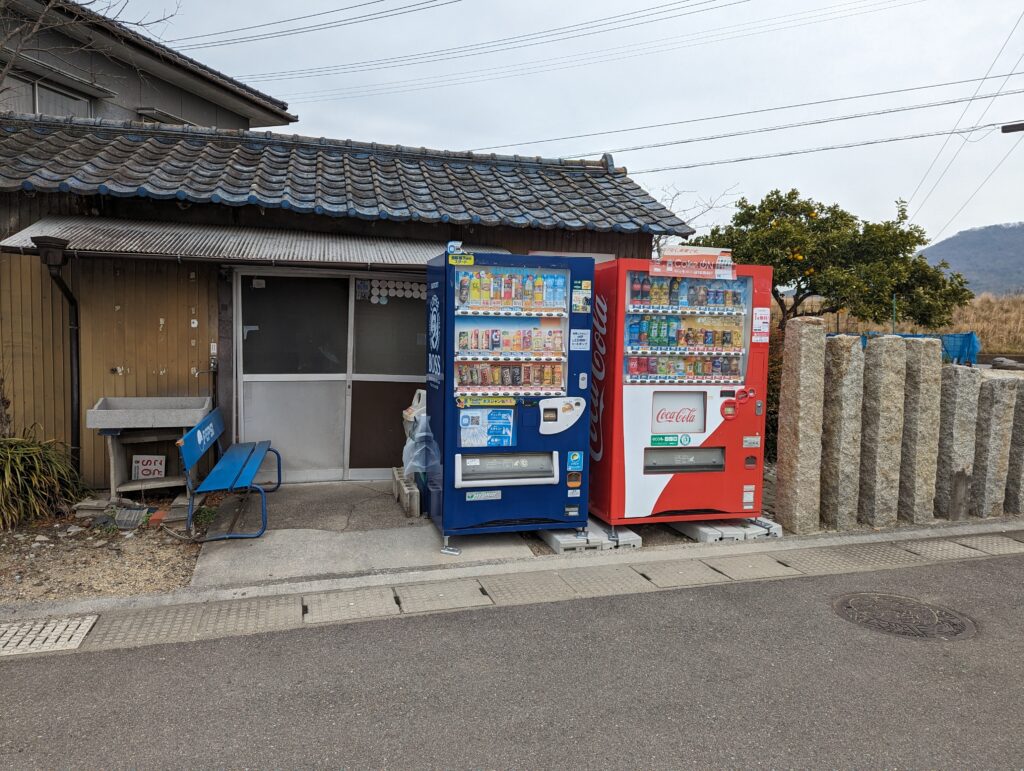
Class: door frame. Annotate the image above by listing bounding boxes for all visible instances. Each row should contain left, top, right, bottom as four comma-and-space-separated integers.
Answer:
233, 266, 427, 481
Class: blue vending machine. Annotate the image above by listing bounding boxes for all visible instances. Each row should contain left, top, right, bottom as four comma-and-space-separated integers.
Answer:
425, 249, 594, 554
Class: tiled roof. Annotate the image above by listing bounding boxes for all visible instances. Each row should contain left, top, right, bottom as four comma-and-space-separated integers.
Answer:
44, 0, 294, 122
0, 114, 693, 237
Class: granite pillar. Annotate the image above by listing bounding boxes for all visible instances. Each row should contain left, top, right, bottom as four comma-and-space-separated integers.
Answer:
897, 338, 942, 524
775, 318, 826, 534
971, 373, 1018, 518
934, 365, 982, 520
1003, 374, 1024, 514
819, 335, 864, 531
858, 335, 906, 528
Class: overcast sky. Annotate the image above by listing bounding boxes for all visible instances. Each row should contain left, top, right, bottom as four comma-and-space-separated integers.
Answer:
133, 0, 1023, 244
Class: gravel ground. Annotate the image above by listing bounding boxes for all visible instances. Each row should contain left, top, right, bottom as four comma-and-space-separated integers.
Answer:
0, 519, 199, 606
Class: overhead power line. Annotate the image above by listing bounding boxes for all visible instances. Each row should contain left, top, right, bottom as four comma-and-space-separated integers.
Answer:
930, 134, 1024, 241
562, 86, 1024, 158
247, 0, 734, 82
912, 46, 1024, 219
907, 7, 1024, 205
284, 0, 926, 103
166, 0, 392, 43
471, 70, 1024, 153
176, 0, 463, 51
631, 121, 1011, 173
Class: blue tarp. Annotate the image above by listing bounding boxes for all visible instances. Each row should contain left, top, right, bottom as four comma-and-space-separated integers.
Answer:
850, 332, 981, 365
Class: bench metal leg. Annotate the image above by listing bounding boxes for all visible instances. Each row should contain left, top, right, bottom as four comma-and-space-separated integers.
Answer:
185, 491, 197, 535
204, 485, 268, 542
266, 447, 283, 493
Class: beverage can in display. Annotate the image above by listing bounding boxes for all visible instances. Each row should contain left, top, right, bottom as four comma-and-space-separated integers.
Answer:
647, 356, 658, 374
723, 289, 732, 306
523, 275, 533, 308
532, 331, 543, 352
722, 330, 732, 348
667, 318, 679, 347
656, 357, 668, 376
712, 358, 723, 376
553, 363, 563, 385
553, 329, 564, 350
457, 273, 469, 304
489, 365, 500, 385
540, 365, 552, 385
697, 286, 708, 306
522, 328, 532, 351
686, 284, 698, 307
628, 357, 640, 376
511, 366, 522, 386
458, 331, 469, 350
470, 328, 480, 349
469, 273, 481, 303
703, 329, 714, 347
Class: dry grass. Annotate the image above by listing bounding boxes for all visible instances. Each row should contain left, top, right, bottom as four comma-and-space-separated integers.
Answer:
783, 293, 1024, 354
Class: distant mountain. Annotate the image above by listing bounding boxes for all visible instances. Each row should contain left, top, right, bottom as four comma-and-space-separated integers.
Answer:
923, 222, 1024, 296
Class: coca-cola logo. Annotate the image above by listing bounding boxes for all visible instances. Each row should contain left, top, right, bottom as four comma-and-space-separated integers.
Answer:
656, 408, 698, 425
589, 293, 608, 461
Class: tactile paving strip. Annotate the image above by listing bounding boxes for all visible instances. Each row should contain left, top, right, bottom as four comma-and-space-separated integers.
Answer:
953, 535, 1024, 555
556, 564, 656, 598
773, 548, 863, 575
82, 605, 202, 651
193, 596, 303, 639
633, 559, 732, 589
395, 580, 493, 614
835, 543, 929, 569
303, 587, 399, 624
478, 572, 579, 606
898, 539, 987, 561
701, 554, 801, 581
0, 615, 96, 657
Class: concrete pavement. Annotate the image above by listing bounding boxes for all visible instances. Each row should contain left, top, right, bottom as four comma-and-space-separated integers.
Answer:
2, 556, 1024, 768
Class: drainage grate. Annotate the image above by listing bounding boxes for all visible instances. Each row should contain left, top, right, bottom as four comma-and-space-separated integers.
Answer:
833, 593, 976, 641
0, 615, 97, 656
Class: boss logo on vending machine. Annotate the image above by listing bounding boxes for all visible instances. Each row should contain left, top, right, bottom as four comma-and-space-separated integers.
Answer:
427, 294, 442, 381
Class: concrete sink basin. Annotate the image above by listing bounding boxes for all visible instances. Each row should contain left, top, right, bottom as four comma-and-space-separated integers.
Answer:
86, 396, 212, 429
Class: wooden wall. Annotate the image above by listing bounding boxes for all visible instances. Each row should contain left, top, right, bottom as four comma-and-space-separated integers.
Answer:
0, 254, 218, 488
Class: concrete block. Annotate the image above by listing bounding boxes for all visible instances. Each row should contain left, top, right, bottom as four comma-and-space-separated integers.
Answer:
775, 317, 826, 534
858, 335, 907, 528
820, 335, 864, 530
1000, 373, 1024, 514
585, 518, 642, 549
540, 526, 613, 554
897, 338, 942, 524
669, 521, 741, 543
934, 365, 982, 520
971, 373, 1018, 518
750, 517, 783, 538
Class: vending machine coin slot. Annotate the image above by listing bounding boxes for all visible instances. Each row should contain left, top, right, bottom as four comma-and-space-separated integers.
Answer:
745, 456, 757, 469
567, 471, 582, 489
542, 408, 558, 422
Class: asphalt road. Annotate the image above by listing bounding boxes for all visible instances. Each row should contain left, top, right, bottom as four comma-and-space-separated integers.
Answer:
3, 556, 1024, 769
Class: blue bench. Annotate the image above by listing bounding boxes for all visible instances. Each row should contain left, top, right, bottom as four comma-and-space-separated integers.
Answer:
176, 408, 282, 540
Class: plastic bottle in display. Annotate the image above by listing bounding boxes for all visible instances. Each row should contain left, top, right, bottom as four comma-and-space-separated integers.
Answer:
458, 272, 470, 304
640, 276, 651, 306
669, 278, 680, 307
638, 316, 649, 345
667, 317, 679, 347
628, 318, 640, 347
631, 274, 642, 304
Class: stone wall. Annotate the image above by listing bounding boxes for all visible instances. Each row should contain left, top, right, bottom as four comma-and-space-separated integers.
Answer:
776, 332, 1024, 533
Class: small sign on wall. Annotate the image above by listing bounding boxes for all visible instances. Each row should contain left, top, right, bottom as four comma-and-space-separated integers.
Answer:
132, 455, 166, 480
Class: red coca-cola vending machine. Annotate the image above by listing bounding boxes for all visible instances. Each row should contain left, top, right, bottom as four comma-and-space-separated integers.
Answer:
589, 247, 773, 525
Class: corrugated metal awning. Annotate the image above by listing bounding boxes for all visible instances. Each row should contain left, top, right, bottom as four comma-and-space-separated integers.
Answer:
0, 216, 507, 266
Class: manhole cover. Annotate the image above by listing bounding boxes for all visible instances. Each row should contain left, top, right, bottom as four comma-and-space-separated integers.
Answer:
833, 593, 976, 641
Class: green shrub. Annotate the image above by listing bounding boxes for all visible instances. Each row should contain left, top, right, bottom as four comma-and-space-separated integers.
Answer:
0, 433, 83, 530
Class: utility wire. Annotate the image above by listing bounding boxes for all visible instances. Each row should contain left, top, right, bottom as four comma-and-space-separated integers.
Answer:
912, 46, 1024, 218
906, 7, 1024, 205
247, 0, 733, 81
631, 121, 1011, 173
471, 70, 1024, 153
930, 134, 1024, 242
166, 0, 391, 43
285, 0, 922, 102
176, 0, 462, 51
561, 86, 1024, 158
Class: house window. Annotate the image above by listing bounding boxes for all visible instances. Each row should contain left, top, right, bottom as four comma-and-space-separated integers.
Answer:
0, 75, 90, 117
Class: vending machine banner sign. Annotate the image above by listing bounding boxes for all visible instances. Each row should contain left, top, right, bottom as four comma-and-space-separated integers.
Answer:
651, 390, 706, 434
652, 246, 735, 280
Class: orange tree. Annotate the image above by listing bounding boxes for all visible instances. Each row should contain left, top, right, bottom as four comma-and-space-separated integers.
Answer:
692, 189, 972, 330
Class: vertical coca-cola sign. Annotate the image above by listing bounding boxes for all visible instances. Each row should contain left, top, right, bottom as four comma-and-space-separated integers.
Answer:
589, 292, 608, 461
